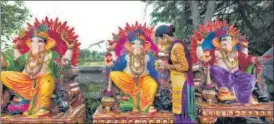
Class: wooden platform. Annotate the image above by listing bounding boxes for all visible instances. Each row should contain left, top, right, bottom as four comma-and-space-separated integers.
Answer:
1, 104, 85, 124
93, 106, 175, 123
197, 102, 274, 123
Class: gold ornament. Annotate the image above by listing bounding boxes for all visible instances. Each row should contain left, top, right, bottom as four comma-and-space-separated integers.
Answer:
220, 50, 238, 69
129, 53, 146, 76
25, 51, 46, 79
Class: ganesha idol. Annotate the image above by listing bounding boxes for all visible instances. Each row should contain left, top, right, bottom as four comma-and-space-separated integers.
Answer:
190, 19, 272, 104
103, 22, 159, 113
1, 17, 84, 122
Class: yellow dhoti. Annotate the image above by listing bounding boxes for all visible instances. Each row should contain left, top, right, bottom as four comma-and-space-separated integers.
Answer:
110, 71, 157, 112
1, 71, 55, 115
170, 70, 186, 114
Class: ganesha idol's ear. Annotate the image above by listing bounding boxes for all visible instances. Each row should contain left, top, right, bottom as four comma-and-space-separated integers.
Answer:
212, 37, 221, 48
124, 41, 132, 52
143, 41, 151, 51
25, 38, 32, 48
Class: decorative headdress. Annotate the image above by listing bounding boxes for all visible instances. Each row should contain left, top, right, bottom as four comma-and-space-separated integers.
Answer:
115, 21, 158, 57
13, 17, 81, 66
190, 19, 248, 64
25, 25, 56, 51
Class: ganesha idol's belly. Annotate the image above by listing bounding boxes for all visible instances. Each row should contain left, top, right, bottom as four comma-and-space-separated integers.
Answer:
215, 60, 239, 73
123, 54, 149, 77
23, 63, 51, 77
124, 66, 149, 77
22, 54, 52, 78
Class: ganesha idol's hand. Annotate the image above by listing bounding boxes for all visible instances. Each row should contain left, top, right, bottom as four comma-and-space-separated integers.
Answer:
254, 55, 273, 64
1, 54, 7, 68
61, 31, 74, 49
240, 41, 248, 47
61, 58, 69, 65
197, 39, 204, 46
200, 55, 212, 63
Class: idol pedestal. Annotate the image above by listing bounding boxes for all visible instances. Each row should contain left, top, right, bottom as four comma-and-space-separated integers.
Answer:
93, 105, 175, 123
197, 102, 274, 123
1, 104, 85, 124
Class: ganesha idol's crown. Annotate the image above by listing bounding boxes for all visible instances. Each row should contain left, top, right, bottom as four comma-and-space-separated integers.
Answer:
13, 17, 81, 66
114, 22, 159, 57
118, 21, 155, 39
190, 19, 248, 50
190, 19, 248, 64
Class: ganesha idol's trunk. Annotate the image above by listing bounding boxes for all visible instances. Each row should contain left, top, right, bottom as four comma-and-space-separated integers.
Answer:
31, 44, 40, 55
133, 48, 142, 55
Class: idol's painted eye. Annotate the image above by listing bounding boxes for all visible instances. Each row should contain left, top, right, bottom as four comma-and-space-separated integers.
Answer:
221, 38, 227, 42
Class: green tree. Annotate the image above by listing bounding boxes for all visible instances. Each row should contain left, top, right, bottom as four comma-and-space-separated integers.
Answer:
79, 49, 92, 65
144, 0, 273, 55
91, 51, 97, 61
1, 1, 32, 50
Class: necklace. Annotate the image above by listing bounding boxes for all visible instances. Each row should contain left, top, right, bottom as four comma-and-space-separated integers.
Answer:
220, 49, 238, 69
25, 50, 47, 79
129, 53, 146, 76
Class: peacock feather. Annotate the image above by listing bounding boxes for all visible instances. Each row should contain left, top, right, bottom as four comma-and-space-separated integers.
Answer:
36, 25, 49, 33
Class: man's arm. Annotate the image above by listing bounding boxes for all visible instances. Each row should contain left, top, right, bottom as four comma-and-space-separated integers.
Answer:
2, 51, 27, 71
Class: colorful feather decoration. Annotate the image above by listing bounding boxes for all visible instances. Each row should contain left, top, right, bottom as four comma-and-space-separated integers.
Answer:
13, 16, 81, 66
190, 19, 248, 64
115, 21, 158, 57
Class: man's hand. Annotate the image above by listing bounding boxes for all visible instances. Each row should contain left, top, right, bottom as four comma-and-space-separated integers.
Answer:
201, 56, 212, 63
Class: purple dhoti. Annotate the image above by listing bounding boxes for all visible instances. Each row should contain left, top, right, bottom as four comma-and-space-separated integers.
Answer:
210, 65, 256, 103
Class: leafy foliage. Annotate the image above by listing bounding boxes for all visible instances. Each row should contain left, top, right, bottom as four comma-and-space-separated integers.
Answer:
79, 83, 104, 123
1, 1, 32, 50
144, 0, 273, 55
79, 49, 105, 66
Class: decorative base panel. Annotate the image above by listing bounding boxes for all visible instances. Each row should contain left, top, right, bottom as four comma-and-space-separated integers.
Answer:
197, 102, 274, 123
1, 104, 85, 124
93, 106, 175, 123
